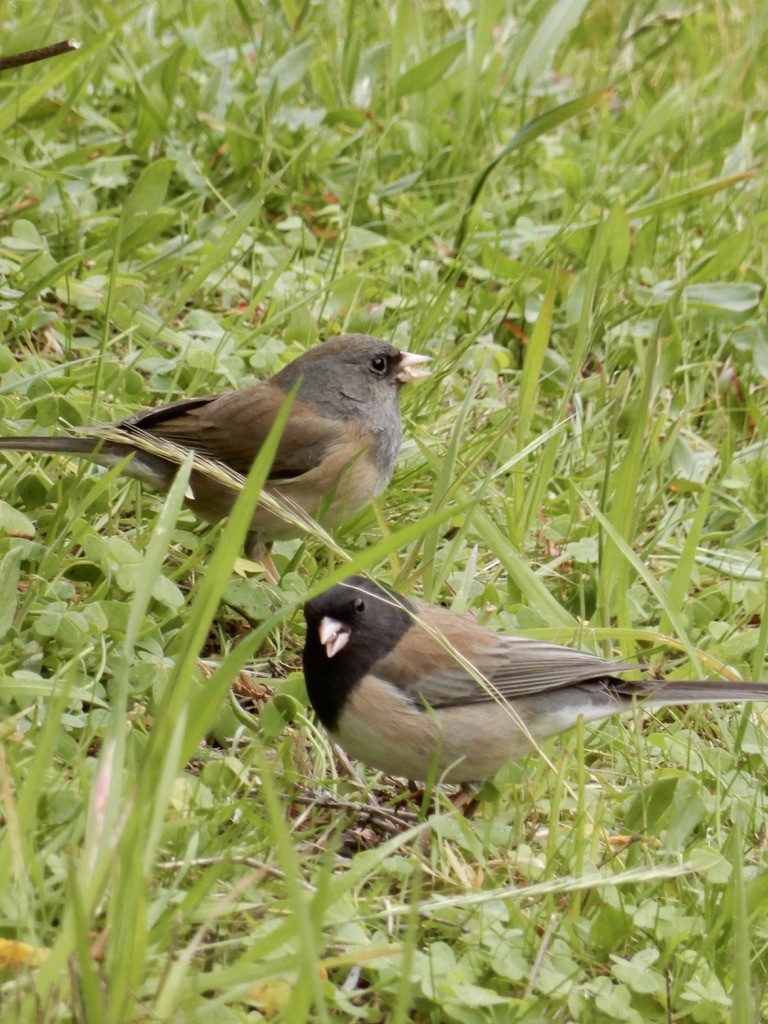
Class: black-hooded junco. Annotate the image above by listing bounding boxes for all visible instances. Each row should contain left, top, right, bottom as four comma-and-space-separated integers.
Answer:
0, 335, 429, 562
303, 576, 768, 782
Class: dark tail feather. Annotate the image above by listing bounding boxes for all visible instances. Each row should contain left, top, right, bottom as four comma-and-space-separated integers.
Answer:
0, 435, 178, 492
0, 436, 103, 456
638, 679, 768, 707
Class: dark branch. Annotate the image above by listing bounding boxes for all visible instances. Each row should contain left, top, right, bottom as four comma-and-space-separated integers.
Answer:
0, 40, 81, 73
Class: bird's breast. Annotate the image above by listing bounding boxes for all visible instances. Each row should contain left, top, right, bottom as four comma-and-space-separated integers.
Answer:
332, 674, 535, 782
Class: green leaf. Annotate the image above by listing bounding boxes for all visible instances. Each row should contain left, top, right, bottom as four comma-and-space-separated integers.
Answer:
222, 578, 274, 621
0, 546, 23, 639
395, 39, 464, 97
670, 437, 717, 490
685, 228, 753, 284
0, 672, 108, 708
606, 200, 631, 272
267, 41, 317, 96
666, 777, 707, 851
627, 170, 756, 220
343, 226, 388, 250
120, 158, 176, 240
647, 280, 762, 313
617, 84, 691, 163
518, 273, 556, 442
624, 776, 678, 834
0, 501, 35, 539
611, 948, 664, 995
683, 282, 762, 313
514, 0, 592, 86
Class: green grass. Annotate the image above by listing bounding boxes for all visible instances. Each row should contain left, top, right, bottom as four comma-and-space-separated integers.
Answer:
1, 1, 768, 1020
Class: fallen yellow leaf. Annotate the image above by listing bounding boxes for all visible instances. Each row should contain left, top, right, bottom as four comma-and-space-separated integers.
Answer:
0, 938, 50, 970
247, 978, 292, 1016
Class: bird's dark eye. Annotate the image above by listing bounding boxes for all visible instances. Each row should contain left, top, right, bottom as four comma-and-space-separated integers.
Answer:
354, 598, 366, 613
369, 355, 387, 375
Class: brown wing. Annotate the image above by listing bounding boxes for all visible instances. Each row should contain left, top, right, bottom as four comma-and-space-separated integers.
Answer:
377, 604, 630, 708
117, 382, 347, 480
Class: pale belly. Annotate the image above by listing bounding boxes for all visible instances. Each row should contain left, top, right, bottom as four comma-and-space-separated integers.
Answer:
331, 675, 624, 783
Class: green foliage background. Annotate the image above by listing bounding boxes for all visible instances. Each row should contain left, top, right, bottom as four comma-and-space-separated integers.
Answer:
1, 1, 767, 1021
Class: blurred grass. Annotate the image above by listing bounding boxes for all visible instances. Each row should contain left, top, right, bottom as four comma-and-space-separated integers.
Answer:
1, 0, 768, 1021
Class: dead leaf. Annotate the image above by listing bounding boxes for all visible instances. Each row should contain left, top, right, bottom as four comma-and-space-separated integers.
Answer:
0, 937, 49, 970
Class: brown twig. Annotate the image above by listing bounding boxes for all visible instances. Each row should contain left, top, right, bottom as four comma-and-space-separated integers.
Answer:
292, 791, 420, 833
0, 40, 81, 73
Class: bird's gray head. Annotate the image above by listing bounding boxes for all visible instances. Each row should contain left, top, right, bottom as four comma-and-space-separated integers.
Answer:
274, 334, 429, 473
275, 334, 427, 408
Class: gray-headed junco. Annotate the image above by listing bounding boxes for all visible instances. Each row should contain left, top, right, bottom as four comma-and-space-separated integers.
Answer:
303, 576, 768, 782
0, 335, 429, 562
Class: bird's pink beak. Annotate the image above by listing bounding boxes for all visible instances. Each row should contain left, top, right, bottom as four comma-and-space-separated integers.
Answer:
395, 351, 431, 384
318, 616, 351, 658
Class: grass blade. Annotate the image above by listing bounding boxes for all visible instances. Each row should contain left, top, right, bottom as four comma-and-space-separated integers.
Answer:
454, 88, 612, 251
